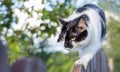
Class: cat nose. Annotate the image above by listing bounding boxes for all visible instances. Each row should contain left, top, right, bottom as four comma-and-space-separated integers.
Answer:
64, 44, 68, 48
57, 39, 60, 42
64, 42, 73, 48
64, 42, 70, 48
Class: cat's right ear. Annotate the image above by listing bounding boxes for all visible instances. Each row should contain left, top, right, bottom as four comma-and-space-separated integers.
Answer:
57, 18, 68, 26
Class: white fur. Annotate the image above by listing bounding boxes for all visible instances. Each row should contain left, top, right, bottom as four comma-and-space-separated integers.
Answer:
66, 8, 104, 69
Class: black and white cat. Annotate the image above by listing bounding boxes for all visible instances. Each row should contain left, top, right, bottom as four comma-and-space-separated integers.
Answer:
57, 4, 106, 69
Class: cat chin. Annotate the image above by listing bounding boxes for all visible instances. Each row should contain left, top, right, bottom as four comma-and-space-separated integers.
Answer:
65, 41, 84, 51
64, 39, 87, 51
65, 48, 73, 51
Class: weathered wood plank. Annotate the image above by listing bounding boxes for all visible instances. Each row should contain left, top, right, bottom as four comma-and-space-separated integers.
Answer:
0, 40, 9, 72
73, 49, 110, 72
11, 57, 47, 72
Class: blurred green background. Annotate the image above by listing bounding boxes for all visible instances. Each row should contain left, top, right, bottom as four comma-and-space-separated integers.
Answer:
0, 0, 120, 72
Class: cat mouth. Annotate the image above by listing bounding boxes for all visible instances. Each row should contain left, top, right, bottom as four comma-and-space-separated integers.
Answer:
65, 48, 73, 51
64, 45, 73, 50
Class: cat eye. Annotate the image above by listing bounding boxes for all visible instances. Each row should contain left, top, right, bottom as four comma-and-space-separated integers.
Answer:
77, 26, 84, 30
80, 22, 84, 24
59, 37, 64, 41
71, 37, 76, 41
79, 26, 84, 30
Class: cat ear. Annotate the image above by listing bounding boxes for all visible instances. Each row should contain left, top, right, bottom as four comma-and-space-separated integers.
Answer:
76, 14, 89, 32
57, 18, 68, 26
80, 14, 89, 23
77, 17, 87, 32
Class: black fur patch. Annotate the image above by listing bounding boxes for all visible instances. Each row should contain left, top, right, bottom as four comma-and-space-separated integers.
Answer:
77, 4, 106, 40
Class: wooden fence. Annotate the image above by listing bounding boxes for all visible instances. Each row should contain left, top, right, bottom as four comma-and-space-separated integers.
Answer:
0, 40, 9, 72
11, 57, 47, 72
0, 39, 110, 72
72, 49, 110, 72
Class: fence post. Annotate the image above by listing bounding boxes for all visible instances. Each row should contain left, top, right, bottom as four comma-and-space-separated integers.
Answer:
11, 57, 47, 72
72, 49, 110, 72
0, 40, 9, 72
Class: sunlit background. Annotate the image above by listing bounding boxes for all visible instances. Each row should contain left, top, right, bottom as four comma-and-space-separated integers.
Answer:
0, 0, 120, 72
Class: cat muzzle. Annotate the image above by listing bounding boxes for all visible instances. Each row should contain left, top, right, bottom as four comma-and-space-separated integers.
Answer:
64, 42, 73, 49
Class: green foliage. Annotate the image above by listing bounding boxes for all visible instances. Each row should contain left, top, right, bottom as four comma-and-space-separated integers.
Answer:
33, 50, 79, 72
104, 18, 120, 72
0, 0, 77, 71
99, 0, 120, 15
0, 0, 13, 31
1, 0, 120, 72
105, 18, 120, 59
99, 0, 120, 72
47, 53, 74, 72
114, 61, 120, 72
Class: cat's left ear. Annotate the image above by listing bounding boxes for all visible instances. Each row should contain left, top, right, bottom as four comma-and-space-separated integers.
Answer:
77, 15, 89, 32
57, 18, 68, 26
81, 14, 89, 21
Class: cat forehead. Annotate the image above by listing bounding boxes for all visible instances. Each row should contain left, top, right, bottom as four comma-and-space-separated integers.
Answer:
66, 17, 83, 28
66, 12, 81, 21
66, 12, 89, 22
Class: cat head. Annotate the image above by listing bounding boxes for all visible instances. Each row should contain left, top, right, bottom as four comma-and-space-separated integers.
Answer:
57, 14, 89, 49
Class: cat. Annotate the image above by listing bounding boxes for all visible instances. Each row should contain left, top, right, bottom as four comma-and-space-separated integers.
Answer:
57, 14, 88, 44
57, 4, 106, 69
